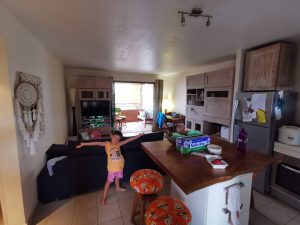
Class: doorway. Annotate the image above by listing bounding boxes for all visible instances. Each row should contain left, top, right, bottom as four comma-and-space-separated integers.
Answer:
114, 82, 154, 134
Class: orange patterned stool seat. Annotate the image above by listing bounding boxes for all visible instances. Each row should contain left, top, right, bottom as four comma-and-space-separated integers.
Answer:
145, 196, 192, 225
130, 169, 164, 194
130, 169, 164, 225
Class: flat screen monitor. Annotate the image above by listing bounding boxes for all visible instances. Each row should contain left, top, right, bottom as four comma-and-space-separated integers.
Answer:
80, 101, 110, 117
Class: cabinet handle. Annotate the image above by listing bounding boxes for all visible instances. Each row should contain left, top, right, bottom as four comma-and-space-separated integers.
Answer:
191, 107, 194, 111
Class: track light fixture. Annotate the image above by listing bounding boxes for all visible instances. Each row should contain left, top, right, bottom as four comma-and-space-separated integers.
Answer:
181, 13, 185, 26
178, 8, 213, 27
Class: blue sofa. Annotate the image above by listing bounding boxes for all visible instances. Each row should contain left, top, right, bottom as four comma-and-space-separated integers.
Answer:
37, 132, 164, 203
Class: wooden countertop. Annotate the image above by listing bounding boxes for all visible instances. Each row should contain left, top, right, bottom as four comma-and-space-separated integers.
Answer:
141, 137, 278, 195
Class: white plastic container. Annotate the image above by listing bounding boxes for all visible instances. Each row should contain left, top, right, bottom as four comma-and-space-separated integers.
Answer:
220, 126, 229, 140
278, 126, 300, 146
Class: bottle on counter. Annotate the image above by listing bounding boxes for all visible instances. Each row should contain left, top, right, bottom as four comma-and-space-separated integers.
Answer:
237, 128, 247, 153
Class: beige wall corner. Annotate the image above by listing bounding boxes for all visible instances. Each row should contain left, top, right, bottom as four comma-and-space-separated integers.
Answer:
0, 39, 26, 225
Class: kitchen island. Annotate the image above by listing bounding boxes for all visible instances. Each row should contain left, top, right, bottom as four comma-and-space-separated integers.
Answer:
141, 137, 277, 225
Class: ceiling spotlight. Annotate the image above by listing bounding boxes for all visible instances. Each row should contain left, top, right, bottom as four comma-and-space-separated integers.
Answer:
178, 8, 213, 27
206, 17, 210, 27
181, 14, 185, 26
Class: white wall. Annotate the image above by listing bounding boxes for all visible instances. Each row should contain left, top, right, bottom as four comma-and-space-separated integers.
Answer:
158, 60, 236, 114
0, 39, 26, 225
0, 2, 68, 223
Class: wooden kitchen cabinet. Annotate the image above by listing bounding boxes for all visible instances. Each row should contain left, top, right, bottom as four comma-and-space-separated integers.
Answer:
187, 74, 205, 89
205, 68, 234, 88
204, 100, 232, 120
78, 77, 96, 89
186, 106, 204, 121
79, 89, 95, 100
244, 43, 295, 91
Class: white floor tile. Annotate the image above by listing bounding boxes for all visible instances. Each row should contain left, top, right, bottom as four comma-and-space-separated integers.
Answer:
249, 210, 277, 225
258, 200, 299, 225
253, 190, 273, 208
122, 214, 134, 225
100, 217, 124, 225
287, 215, 300, 225
116, 189, 135, 201
75, 192, 97, 212
98, 202, 121, 224
118, 196, 134, 216
46, 214, 73, 225
97, 188, 118, 205
73, 207, 97, 225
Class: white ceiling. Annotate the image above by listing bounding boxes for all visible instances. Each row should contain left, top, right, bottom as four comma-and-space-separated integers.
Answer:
2, 0, 300, 74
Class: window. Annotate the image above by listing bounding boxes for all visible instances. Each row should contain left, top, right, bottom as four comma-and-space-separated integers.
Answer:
114, 82, 154, 113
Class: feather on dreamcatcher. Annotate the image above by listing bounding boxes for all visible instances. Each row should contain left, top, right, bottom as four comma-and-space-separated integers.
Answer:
14, 72, 45, 155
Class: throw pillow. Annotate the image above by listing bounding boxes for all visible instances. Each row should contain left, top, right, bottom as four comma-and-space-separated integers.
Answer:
80, 131, 90, 140
90, 130, 102, 139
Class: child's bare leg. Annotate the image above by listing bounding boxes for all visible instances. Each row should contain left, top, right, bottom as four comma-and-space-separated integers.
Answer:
102, 180, 112, 205
115, 177, 126, 192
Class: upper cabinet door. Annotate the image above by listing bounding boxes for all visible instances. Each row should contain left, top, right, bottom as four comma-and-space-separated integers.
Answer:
243, 43, 295, 91
79, 89, 95, 100
205, 68, 234, 88
244, 44, 281, 91
186, 74, 205, 89
78, 77, 96, 88
95, 89, 111, 100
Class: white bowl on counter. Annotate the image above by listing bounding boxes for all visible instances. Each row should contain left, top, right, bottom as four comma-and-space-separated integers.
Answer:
207, 144, 222, 155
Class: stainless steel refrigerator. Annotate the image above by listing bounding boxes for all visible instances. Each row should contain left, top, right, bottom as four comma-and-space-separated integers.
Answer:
233, 91, 296, 194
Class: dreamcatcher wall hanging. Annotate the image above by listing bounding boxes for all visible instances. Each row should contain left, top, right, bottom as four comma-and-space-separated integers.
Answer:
14, 72, 45, 155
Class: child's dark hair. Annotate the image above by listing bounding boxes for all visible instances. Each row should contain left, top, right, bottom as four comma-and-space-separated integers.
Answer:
112, 130, 123, 138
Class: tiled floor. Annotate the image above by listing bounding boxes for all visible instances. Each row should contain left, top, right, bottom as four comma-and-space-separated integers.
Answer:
249, 191, 300, 225
31, 177, 170, 225
31, 176, 299, 225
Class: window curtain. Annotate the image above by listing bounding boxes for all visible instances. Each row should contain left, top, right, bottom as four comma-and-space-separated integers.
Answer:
152, 79, 164, 131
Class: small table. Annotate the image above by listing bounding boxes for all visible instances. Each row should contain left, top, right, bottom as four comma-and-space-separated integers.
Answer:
165, 116, 185, 132
116, 116, 127, 129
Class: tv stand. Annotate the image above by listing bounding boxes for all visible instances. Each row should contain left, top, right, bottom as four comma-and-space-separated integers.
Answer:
78, 76, 113, 129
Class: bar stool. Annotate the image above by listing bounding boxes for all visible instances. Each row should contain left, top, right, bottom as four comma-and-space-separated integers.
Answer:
145, 196, 192, 225
130, 169, 164, 225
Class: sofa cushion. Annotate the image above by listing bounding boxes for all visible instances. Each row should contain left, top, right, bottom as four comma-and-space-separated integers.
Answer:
142, 132, 164, 142
121, 136, 143, 151
46, 144, 70, 160
69, 145, 106, 157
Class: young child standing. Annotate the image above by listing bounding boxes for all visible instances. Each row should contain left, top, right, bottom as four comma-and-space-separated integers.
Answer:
76, 130, 143, 205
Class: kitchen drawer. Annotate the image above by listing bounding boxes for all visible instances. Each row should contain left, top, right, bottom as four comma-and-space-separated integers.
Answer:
204, 101, 232, 120
205, 68, 234, 88
186, 106, 203, 120
204, 87, 233, 102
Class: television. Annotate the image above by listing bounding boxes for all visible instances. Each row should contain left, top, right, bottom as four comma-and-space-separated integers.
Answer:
80, 101, 110, 117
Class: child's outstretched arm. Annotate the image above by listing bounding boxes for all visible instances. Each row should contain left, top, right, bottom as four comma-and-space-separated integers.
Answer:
119, 133, 144, 146
76, 141, 106, 149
